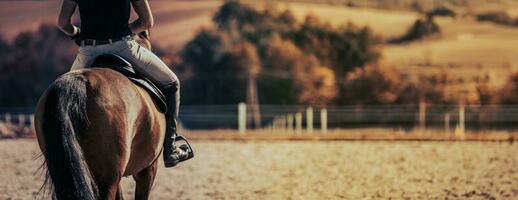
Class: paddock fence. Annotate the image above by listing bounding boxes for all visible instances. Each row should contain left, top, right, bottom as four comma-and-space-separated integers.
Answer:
2, 104, 518, 136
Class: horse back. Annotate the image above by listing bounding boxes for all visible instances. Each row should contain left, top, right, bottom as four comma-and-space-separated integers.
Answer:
80, 68, 165, 176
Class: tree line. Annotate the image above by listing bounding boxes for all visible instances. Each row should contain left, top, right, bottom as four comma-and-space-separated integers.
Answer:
0, 25, 76, 107
1, 1, 518, 107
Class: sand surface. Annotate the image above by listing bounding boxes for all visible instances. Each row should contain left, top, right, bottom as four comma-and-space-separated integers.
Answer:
0, 139, 516, 199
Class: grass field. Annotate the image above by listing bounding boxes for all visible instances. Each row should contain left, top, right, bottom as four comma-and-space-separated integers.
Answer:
1, 138, 516, 199
256, 2, 518, 87
262, 2, 418, 38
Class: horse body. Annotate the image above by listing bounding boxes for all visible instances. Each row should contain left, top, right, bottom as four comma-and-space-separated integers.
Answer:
35, 68, 165, 199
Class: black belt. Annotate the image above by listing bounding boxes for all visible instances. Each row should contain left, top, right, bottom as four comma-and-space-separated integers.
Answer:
81, 36, 129, 46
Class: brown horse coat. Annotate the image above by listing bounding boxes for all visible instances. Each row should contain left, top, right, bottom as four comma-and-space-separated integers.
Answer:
35, 33, 166, 200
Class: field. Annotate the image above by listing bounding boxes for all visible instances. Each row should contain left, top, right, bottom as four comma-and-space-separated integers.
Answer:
1, 138, 516, 199
257, 2, 518, 87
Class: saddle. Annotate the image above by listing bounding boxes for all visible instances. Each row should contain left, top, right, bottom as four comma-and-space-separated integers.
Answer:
89, 54, 167, 113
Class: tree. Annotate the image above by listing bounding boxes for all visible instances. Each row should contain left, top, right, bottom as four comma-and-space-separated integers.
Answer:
499, 73, 518, 104
261, 35, 337, 105
181, 1, 379, 105
389, 16, 441, 44
474, 76, 497, 105
180, 29, 247, 105
213, 1, 261, 31
0, 25, 76, 107
339, 65, 403, 105
426, 6, 456, 18
0, 34, 9, 56
232, 41, 262, 127
397, 73, 451, 104
290, 16, 380, 76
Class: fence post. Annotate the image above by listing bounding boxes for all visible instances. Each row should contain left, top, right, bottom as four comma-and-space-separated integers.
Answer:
306, 107, 313, 133
271, 117, 275, 130
5, 113, 11, 125
295, 112, 302, 134
320, 108, 327, 133
238, 102, 246, 134
280, 115, 287, 133
444, 113, 450, 134
18, 114, 25, 127
30, 114, 35, 131
287, 114, 294, 133
455, 103, 465, 139
419, 100, 426, 132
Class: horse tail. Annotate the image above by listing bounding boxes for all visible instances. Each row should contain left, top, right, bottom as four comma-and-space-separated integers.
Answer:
41, 72, 98, 200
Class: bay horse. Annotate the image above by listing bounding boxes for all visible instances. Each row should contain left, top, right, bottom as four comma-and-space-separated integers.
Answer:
34, 31, 165, 200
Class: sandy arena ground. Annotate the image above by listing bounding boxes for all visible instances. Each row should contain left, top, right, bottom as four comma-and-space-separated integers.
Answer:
0, 139, 516, 199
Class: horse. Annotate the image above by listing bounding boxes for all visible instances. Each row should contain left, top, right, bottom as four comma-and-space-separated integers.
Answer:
34, 31, 165, 200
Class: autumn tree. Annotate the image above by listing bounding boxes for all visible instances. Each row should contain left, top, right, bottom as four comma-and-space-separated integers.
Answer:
180, 29, 245, 105
498, 73, 518, 104
389, 16, 441, 44
290, 15, 380, 76
339, 65, 403, 105
396, 73, 451, 104
261, 35, 337, 105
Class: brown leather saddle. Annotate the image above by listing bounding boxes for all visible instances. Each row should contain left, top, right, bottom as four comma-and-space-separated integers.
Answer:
89, 54, 167, 113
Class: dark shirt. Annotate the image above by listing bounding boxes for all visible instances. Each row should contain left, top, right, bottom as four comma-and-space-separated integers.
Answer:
73, 0, 139, 40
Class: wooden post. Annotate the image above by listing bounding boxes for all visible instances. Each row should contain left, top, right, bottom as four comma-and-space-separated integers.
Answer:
444, 113, 450, 134
280, 116, 287, 133
238, 102, 246, 134
5, 113, 11, 125
246, 73, 261, 129
272, 117, 277, 130
306, 107, 313, 133
455, 103, 466, 139
419, 100, 426, 132
30, 114, 35, 131
18, 114, 25, 127
287, 114, 294, 133
273, 117, 280, 131
320, 108, 327, 133
459, 104, 465, 132
295, 112, 302, 134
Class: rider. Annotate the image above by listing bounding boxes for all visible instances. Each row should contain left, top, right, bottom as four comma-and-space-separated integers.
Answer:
57, 0, 192, 167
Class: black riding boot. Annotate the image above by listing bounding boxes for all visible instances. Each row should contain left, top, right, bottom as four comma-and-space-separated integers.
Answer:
162, 84, 193, 168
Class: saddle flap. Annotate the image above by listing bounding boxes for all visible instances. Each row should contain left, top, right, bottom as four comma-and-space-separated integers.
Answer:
89, 54, 167, 113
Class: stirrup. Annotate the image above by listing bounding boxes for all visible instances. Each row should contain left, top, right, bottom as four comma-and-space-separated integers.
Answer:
165, 135, 194, 168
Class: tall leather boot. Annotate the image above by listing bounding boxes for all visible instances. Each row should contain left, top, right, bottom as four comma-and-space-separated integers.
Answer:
162, 84, 193, 168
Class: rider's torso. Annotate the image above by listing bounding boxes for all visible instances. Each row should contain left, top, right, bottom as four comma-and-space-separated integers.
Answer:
73, 0, 138, 40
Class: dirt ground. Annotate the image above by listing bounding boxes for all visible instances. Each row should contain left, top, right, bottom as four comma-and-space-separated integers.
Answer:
0, 139, 516, 200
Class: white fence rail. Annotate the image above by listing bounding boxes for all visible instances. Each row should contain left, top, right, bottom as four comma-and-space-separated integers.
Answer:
3, 104, 518, 134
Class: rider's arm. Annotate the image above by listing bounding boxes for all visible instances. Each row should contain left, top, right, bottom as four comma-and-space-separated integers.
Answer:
57, 0, 79, 37
130, 0, 154, 34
